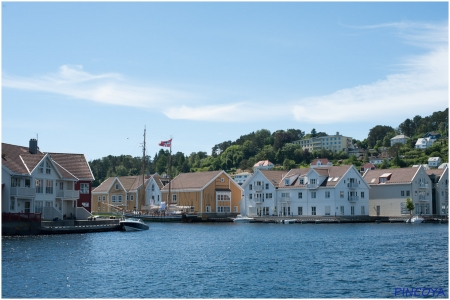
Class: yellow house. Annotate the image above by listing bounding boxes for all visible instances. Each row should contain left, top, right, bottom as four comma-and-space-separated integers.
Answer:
161, 170, 243, 218
91, 176, 147, 213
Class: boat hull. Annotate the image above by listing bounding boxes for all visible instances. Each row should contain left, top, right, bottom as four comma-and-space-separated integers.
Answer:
120, 219, 149, 231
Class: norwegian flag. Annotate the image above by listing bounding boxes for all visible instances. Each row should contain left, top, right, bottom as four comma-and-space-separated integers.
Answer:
158, 139, 172, 147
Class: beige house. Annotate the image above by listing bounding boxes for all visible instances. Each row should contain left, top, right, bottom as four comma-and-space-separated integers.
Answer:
363, 166, 433, 217
92, 176, 147, 213
161, 170, 243, 219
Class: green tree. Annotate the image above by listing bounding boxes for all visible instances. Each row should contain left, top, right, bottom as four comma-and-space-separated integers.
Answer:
406, 198, 415, 215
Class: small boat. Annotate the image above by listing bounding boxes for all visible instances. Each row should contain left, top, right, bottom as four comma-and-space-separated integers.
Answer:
406, 216, 424, 223
233, 215, 255, 222
120, 218, 149, 231
282, 219, 296, 224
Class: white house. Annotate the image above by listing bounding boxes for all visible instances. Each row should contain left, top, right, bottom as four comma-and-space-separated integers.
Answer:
390, 135, 409, 146
428, 157, 442, 168
241, 165, 369, 217
253, 160, 274, 172
415, 137, 435, 149
144, 173, 167, 207
363, 166, 433, 217
233, 172, 252, 186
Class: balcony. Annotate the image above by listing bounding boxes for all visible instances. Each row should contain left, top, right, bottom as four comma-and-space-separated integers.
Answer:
418, 183, 429, 189
348, 196, 359, 202
347, 182, 359, 189
254, 185, 263, 192
56, 190, 80, 199
306, 183, 318, 189
10, 187, 36, 197
418, 195, 429, 202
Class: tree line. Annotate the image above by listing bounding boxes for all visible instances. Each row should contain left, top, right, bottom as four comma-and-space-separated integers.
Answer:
89, 108, 448, 187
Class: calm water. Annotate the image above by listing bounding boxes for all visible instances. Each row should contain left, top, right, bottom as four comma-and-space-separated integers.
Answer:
2, 222, 448, 298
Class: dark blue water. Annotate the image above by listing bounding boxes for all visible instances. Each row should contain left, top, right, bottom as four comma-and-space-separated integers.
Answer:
2, 222, 448, 298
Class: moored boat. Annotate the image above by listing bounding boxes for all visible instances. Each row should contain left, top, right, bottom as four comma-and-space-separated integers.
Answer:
120, 218, 149, 231
406, 216, 424, 223
233, 215, 255, 222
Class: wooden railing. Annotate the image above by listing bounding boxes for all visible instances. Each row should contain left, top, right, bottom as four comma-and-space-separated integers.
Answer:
2, 212, 42, 222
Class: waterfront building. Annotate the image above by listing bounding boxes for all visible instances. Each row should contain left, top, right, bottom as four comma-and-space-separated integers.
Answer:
291, 132, 355, 154
425, 167, 448, 215
92, 175, 148, 213
241, 165, 369, 217
363, 166, 433, 217
233, 171, 252, 185
253, 160, 274, 171
143, 173, 167, 208
390, 134, 409, 146
1, 140, 94, 220
161, 170, 243, 218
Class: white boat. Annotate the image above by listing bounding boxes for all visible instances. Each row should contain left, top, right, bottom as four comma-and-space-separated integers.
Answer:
120, 218, 149, 231
282, 219, 296, 224
233, 215, 255, 222
406, 216, 424, 223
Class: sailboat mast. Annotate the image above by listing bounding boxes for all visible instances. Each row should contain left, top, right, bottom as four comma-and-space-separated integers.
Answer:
168, 136, 172, 205
142, 126, 146, 212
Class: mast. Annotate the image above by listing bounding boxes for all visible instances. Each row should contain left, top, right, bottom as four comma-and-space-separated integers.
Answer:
168, 136, 172, 206
141, 126, 146, 213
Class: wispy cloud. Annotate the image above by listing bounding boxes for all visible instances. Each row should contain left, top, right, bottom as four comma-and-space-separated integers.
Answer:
3, 22, 447, 124
3, 65, 191, 108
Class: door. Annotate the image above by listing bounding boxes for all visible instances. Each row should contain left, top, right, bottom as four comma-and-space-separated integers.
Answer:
24, 202, 31, 213
376, 206, 380, 216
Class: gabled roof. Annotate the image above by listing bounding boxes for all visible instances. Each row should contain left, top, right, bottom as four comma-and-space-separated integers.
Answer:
363, 167, 420, 185
253, 160, 273, 167
161, 171, 223, 191
259, 170, 288, 188
362, 163, 376, 169
391, 135, 409, 140
279, 165, 356, 188
47, 153, 94, 181
2, 143, 43, 174
92, 175, 147, 193
310, 158, 330, 166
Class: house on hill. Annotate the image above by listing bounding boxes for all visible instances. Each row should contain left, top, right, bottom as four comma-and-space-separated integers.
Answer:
253, 160, 274, 172
310, 158, 332, 168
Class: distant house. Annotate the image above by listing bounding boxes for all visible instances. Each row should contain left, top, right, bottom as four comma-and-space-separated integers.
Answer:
415, 137, 435, 149
253, 160, 274, 172
310, 158, 333, 168
143, 173, 166, 209
161, 170, 243, 218
424, 132, 441, 140
360, 163, 376, 173
428, 157, 442, 168
363, 166, 432, 217
390, 135, 409, 146
438, 163, 449, 169
2, 139, 94, 220
369, 157, 384, 165
233, 172, 252, 185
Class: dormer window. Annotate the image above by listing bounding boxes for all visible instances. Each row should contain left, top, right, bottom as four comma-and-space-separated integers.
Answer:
284, 179, 290, 186
299, 179, 304, 185
310, 179, 316, 184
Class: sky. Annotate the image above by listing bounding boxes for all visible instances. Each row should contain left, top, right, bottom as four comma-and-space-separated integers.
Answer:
2, 1, 448, 162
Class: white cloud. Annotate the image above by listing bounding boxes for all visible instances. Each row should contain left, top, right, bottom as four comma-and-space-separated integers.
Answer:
3, 65, 190, 108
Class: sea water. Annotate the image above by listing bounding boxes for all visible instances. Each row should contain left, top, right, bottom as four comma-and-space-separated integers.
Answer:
2, 222, 448, 298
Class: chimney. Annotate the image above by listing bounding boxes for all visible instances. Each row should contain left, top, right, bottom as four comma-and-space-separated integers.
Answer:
29, 139, 38, 154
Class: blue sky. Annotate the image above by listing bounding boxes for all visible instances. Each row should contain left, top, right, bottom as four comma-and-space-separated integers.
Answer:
2, 2, 448, 162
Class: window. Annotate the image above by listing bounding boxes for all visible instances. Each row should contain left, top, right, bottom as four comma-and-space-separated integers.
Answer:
217, 206, 231, 213
401, 191, 405, 196
406, 191, 410, 196
112, 195, 116, 203
311, 206, 316, 215
299, 178, 304, 185
249, 194, 253, 199
80, 183, 89, 194
98, 196, 101, 202
11, 178, 21, 187
46, 162, 51, 174
298, 207, 303, 215
206, 206, 211, 213
46, 180, 53, 194
340, 191, 344, 198
118, 195, 122, 202
298, 192, 302, 199
325, 191, 330, 198
25, 179, 31, 187
400, 202, 409, 215
152, 184, 155, 191
340, 206, 344, 215
265, 193, 272, 199
172, 194, 177, 202
10, 199, 14, 211
311, 192, 316, 199
351, 206, 355, 215
130, 195, 134, 201
284, 179, 290, 185
220, 178, 224, 182
265, 183, 269, 189
249, 184, 252, 190
115, 184, 119, 190
38, 163, 44, 173
325, 206, 330, 215
102, 196, 106, 201
281, 192, 290, 198
310, 178, 316, 184
361, 192, 365, 199
35, 179, 44, 194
